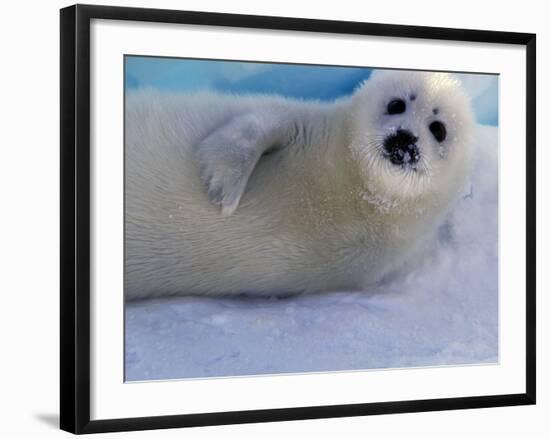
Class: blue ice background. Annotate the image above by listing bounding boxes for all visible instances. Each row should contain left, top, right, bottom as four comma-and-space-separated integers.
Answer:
125, 56, 498, 125
124, 57, 499, 380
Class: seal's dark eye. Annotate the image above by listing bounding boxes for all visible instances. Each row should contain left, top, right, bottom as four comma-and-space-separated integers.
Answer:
429, 121, 447, 142
387, 99, 406, 115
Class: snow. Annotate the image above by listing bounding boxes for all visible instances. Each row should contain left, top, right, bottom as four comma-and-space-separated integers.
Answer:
125, 124, 498, 382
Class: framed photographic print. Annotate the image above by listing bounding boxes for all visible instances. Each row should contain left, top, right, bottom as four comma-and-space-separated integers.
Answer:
60, 4, 536, 434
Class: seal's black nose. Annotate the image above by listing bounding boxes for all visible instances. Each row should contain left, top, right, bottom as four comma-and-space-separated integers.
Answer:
383, 129, 420, 166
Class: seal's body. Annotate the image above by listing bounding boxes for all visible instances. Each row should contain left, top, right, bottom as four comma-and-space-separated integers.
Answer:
125, 70, 474, 300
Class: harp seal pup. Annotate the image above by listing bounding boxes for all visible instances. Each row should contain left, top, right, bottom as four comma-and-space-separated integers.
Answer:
125, 70, 474, 300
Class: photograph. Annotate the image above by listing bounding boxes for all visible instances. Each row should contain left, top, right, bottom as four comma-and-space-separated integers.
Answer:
57, 3, 536, 434
123, 56, 499, 382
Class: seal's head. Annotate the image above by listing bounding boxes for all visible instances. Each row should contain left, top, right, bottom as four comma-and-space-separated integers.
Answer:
349, 70, 474, 211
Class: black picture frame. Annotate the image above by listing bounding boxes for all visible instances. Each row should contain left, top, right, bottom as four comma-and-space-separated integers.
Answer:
60, 4, 536, 434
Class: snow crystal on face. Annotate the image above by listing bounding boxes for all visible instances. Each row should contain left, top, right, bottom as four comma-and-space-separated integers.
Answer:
360, 189, 401, 214
125, 124, 498, 381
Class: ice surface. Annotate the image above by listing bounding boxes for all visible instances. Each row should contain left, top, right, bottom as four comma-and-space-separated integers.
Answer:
125, 124, 498, 381
455, 73, 499, 125
126, 58, 498, 125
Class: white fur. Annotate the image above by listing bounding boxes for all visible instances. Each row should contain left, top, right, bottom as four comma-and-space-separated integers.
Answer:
125, 70, 474, 300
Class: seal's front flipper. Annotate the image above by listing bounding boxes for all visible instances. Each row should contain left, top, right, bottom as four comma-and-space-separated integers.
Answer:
194, 113, 283, 216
